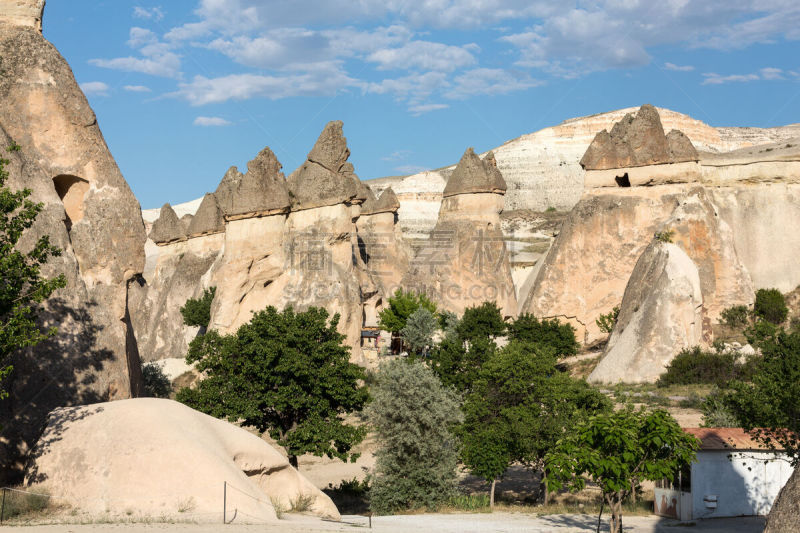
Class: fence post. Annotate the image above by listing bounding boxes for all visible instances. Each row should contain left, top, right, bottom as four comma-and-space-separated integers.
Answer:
223, 481, 226, 524
1, 487, 6, 524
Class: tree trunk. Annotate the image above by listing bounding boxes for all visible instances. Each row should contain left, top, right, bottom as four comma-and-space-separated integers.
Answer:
610, 499, 623, 533
490, 479, 496, 508
631, 481, 637, 505
289, 455, 298, 469
542, 469, 549, 505
596, 498, 605, 533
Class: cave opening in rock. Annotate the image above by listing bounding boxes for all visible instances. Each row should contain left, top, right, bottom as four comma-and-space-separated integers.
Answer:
615, 173, 631, 187
52, 174, 89, 231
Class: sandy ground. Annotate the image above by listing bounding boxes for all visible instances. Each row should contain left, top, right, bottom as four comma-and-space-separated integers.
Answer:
0, 514, 765, 532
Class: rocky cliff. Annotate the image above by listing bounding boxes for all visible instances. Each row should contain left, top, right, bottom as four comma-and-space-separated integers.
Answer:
0, 6, 146, 479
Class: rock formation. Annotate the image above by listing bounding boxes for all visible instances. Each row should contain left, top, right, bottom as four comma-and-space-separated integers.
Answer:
588, 241, 703, 384
580, 104, 698, 170
764, 466, 800, 533
187, 193, 224, 238
208, 147, 291, 335
149, 203, 186, 245
403, 149, 516, 317
0, 2, 146, 479
357, 187, 410, 329
25, 399, 340, 523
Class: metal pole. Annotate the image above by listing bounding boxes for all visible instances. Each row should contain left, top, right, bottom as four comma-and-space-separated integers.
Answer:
223, 481, 226, 524
1, 487, 6, 524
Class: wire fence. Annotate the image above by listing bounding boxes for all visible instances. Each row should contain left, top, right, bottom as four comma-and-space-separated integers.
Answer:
0, 487, 52, 524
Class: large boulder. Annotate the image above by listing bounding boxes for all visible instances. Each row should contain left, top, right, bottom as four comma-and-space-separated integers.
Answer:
589, 241, 703, 384
287, 121, 358, 211
25, 398, 339, 523
580, 104, 698, 170
214, 147, 290, 220
0, 6, 146, 479
442, 148, 507, 197
765, 466, 800, 533
149, 203, 185, 245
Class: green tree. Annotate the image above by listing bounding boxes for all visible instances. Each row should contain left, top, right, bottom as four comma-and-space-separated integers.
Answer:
367, 359, 463, 514
460, 341, 610, 506
429, 302, 506, 392
177, 306, 368, 468
400, 307, 437, 356
0, 151, 66, 402
754, 288, 788, 325
723, 327, 800, 462
455, 301, 506, 342
508, 313, 580, 357
378, 289, 436, 334
142, 362, 172, 398
180, 286, 216, 328
596, 306, 620, 335
546, 408, 699, 533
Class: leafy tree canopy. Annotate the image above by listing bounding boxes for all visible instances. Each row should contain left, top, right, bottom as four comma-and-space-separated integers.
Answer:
0, 151, 66, 401
367, 359, 463, 514
180, 286, 216, 328
177, 306, 368, 467
546, 408, 698, 533
460, 341, 609, 505
754, 288, 788, 325
378, 289, 437, 334
400, 307, 437, 356
455, 301, 506, 342
508, 313, 580, 357
723, 327, 800, 463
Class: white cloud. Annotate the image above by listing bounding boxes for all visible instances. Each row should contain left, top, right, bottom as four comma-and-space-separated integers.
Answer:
394, 164, 430, 174
79, 81, 110, 96
664, 62, 695, 72
702, 72, 760, 85
446, 68, 542, 99
91, 27, 181, 78
193, 116, 232, 126
124, 85, 152, 92
173, 67, 360, 105
408, 103, 449, 115
133, 6, 165, 21
367, 41, 477, 72
702, 67, 788, 85
381, 150, 412, 162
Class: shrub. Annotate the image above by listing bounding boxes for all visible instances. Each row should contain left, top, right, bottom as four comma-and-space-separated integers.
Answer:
142, 362, 172, 398
701, 390, 741, 428
596, 306, 620, 334
180, 287, 216, 328
657, 346, 741, 387
508, 314, 579, 357
654, 229, 675, 243
378, 289, 437, 334
754, 288, 788, 325
367, 359, 463, 514
721, 305, 750, 329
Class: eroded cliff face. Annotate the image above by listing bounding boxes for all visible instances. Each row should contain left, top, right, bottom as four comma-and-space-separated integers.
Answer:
0, 16, 146, 478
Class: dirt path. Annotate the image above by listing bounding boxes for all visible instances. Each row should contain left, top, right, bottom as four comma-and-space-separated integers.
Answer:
1, 514, 765, 533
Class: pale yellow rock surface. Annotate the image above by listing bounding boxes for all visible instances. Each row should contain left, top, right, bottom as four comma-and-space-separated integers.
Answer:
589, 242, 703, 384
25, 398, 340, 523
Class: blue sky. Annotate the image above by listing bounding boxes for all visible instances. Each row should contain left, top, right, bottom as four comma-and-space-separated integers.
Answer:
44, 1, 800, 209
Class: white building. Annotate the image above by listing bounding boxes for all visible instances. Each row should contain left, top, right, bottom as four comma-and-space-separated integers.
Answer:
655, 428, 794, 521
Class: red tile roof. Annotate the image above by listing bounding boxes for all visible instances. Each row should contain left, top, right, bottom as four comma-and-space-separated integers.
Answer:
683, 428, 785, 451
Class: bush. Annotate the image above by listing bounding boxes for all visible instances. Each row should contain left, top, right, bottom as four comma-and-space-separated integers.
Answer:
754, 288, 788, 325
180, 287, 216, 328
596, 306, 620, 334
378, 289, 437, 334
367, 359, 463, 514
721, 305, 750, 329
508, 314, 579, 357
701, 389, 741, 428
654, 229, 675, 243
142, 362, 172, 398
657, 346, 741, 387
